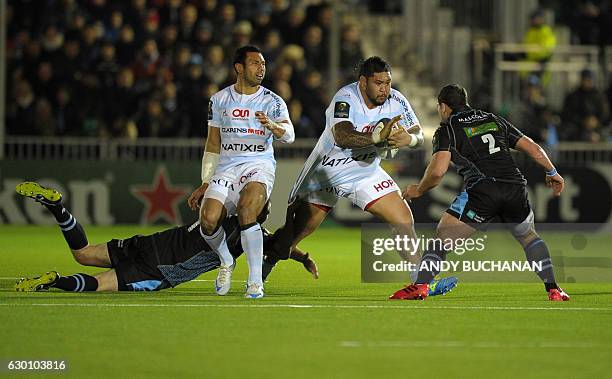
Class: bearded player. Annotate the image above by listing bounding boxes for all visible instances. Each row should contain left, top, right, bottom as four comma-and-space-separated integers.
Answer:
272, 57, 458, 295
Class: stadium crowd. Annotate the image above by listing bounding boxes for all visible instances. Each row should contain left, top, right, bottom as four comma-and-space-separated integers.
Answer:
5, 0, 364, 139
4, 0, 612, 143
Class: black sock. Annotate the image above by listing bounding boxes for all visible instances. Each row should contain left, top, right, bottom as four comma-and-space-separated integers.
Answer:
41, 200, 69, 222
45, 203, 88, 250
262, 259, 276, 281
523, 238, 558, 291
51, 273, 98, 292
416, 242, 447, 284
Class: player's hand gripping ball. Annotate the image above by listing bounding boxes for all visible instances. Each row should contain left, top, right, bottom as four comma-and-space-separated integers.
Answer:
373, 118, 402, 160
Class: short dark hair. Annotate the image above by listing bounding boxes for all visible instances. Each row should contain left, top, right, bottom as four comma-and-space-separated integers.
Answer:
232, 45, 262, 71
438, 84, 468, 109
357, 56, 391, 79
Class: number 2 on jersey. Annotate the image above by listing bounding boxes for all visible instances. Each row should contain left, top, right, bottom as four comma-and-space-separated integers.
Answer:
481, 133, 500, 154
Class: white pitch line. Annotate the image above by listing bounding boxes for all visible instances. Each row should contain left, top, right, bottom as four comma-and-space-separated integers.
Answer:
0, 303, 610, 311
0, 277, 226, 282
339, 341, 601, 349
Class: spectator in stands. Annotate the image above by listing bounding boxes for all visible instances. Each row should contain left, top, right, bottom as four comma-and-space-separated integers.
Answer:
32, 61, 57, 103
570, 1, 601, 45
159, 24, 179, 58
340, 22, 364, 82
562, 69, 610, 142
80, 23, 102, 70
216, 3, 237, 47
132, 38, 162, 86
289, 98, 317, 138
303, 25, 326, 71
252, 3, 273, 44
41, 25, 64, 56
111, 68, 139, 125
115, 25, 136, 66
53, 37, 83, 86
282, 6, 307, 45
104, 10, 123, 43
203, 45, 229, 86
231, 21, 254, 53
142, 9, 161, 41
297, 70, 326, 136
178, 3, 199, 45
511, 75, 548, 142
7, 79, 36, 135
54, 86, 82, 136
523, 9, 557, 83
136, 96, 173, 138
33, 99, 57, 136
173, 44, 192, 84
161, 82, 183, 135
193, 20, 214, 57
262, 30, 283, 67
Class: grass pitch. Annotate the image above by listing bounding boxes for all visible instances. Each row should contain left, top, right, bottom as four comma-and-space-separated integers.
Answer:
1, 226, 612, 379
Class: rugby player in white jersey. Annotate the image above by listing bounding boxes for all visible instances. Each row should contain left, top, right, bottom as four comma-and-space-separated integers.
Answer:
272, 57, 458, 295
188, 45, 294, 299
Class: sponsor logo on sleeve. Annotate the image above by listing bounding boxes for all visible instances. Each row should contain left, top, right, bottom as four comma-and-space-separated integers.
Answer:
334, 101, 350, 118
208, 100, 213, 120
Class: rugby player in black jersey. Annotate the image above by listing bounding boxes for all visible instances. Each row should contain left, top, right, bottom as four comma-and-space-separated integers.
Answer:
14, 182, 318, 293
390, 84, 569, 301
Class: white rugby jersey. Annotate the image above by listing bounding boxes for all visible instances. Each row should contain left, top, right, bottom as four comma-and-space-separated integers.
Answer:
290, 82, 419, 198
208, 84, 292, 170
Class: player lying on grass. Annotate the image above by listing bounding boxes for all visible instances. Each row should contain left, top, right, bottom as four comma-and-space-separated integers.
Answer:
271, 57, 458, 297
14, 182, 318, 292
390, 84, 569, 301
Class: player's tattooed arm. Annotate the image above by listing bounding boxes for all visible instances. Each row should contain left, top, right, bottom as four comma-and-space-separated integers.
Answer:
333, 122, 375, 148
333, 116, 401, 149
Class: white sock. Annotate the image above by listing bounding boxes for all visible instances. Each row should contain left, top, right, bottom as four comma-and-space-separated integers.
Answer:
201, 225, 234, 266
241, 223, 263, 285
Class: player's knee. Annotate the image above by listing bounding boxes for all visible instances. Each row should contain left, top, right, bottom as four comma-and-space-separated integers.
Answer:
200, 217, 218, 235
200, 210, 222, 235
237, 205, 258, 224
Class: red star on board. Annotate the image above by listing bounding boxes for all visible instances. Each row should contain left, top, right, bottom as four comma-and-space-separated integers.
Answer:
131, 166, 190, 224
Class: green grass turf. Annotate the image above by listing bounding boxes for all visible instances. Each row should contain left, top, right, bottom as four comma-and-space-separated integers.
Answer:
1, 226, 612, 379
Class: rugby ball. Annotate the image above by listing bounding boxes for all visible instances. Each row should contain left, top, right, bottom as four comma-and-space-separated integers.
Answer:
376, 118, 401, 160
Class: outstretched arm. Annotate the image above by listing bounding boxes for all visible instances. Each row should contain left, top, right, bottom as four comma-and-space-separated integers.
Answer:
387, 124, 425, 149
403, 151, 451, 200
514, 136, 564, 196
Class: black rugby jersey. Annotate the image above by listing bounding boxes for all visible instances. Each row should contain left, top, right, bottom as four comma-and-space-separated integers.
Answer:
432, 107, 527, 188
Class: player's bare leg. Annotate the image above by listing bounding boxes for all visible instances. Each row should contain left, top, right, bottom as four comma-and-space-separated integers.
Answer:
238, 182, 268, 298
93, 269, 119, 291
366, 191, 420, 269
71, 244, 112, 268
